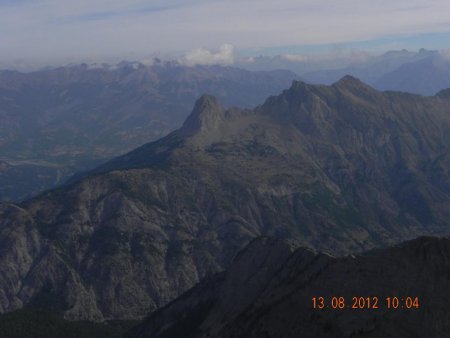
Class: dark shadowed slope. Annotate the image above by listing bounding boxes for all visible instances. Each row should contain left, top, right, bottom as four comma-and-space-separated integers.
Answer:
0, 77, 450, 321
130, 236, 450, 338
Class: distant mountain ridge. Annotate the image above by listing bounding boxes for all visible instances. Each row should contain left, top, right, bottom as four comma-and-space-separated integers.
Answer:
374, 53, 450, 95
301, 49, 450, 96
0, 77, 450, 321
301, 49, 437, 86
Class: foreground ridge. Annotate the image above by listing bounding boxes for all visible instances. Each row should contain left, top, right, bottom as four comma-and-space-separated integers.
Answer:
130, 236, 450, 338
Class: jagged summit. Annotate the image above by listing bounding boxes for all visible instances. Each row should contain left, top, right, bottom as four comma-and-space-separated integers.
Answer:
180, 94, 224, 136
289, 79, 312, 89
262, 76, 378, 114
332, 74, 377, 92
334, 74, 362, 84
284, 75, 368, 93
259, 79, 316, 114
283, 79, 317, 96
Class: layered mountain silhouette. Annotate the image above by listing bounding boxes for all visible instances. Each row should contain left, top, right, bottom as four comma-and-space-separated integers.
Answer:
130, 236, 450, 338
374, 53, 450, 95
0, 63, 298, 201
0, 77, 449, 321
302, 49, 434, 86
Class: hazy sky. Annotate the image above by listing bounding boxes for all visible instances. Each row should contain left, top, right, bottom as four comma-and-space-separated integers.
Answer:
2, 0, 450, 66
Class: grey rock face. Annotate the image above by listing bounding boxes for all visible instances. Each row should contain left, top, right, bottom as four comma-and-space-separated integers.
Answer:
1, 78, 450, 321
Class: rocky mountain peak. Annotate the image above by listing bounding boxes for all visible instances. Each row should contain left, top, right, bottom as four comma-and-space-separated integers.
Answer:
289, 79, 312, 90
259, 80, 316, 119
332, 74, 383, 103
180, 94, 225, 136
333, 74, 368, 89
281, 80, 316, 100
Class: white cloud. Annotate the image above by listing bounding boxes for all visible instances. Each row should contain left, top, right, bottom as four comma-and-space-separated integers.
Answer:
181, 44, 235, 66
281, 54, 309, 62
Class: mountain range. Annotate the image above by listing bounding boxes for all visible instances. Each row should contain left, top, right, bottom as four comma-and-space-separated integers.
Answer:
301, 50, 450, 96
243, 49, 450, 96
3, 49, 450, 203
373, 53, 450, 95
300, 49, 438, 87
0, 76, 449, 324
0, 63, 298, 201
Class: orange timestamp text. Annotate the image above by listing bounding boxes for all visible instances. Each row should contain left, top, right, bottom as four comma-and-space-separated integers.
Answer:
312, 296, 420, 310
